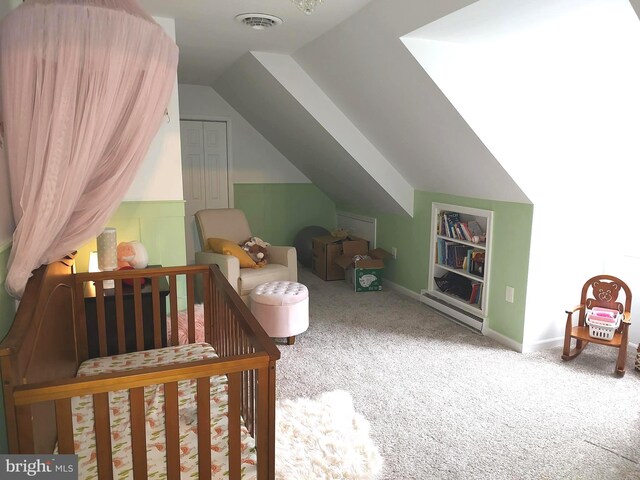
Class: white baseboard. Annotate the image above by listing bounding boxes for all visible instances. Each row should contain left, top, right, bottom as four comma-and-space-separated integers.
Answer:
483, 327, 523, 352
383, 279, 422, 301
383, 279, 640, 356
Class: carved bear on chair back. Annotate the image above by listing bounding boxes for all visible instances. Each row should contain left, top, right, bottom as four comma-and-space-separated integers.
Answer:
587, 280, 623, 313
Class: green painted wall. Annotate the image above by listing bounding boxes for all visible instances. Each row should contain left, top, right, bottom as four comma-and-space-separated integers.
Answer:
341, 190, 533, 343
0, 241, 16, 453
75, 201, 187, 272
234, 184, 336, 245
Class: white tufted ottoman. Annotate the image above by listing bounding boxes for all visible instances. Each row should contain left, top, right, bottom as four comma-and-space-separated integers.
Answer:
250, 281, 309, 345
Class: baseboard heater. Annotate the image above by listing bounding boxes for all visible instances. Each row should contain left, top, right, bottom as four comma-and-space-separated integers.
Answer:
419, 290, 484, 333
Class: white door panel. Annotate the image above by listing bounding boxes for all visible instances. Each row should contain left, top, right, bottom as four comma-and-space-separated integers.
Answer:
181, 120, 229, 264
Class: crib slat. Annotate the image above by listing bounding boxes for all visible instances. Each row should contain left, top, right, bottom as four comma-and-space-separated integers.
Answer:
197, 377, 212, 480
214, 289, 222, 353
249, 369, 255, 438
164, 382, 181, 478
130, 387, 148, 479
152, 277, 162, 349
228, 372, 241, 480
93, 392, 114, 479
256, 366, 270, 479
203, 271, 212, 344
74, 281, 89, 362
187, 274, 196, 343
134, 280, 144, 351
267, 362, 277, 478
15, 405, 35, 453
95, 281, 108, 357
55, 398, 74, 454
115, 279, 126, 354
169, 275, 179, 346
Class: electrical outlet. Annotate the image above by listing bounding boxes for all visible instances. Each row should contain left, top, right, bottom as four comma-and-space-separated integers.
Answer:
391, 247, 397, 259
506, 286, 515, 303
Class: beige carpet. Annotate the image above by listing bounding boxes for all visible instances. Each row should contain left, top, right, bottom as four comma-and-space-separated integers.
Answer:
276, 268, 640, 480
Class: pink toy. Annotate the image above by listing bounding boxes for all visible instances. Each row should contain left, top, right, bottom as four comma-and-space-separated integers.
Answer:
116, 241, 149, 269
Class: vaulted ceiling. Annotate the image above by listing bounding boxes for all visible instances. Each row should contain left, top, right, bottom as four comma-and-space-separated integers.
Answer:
139, 0, 556, 215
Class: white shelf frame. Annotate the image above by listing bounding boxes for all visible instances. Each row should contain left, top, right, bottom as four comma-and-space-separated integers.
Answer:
426, 203, 494, 325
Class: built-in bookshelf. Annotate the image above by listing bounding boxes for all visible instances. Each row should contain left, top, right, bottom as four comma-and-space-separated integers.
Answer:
421, 203, 493, 331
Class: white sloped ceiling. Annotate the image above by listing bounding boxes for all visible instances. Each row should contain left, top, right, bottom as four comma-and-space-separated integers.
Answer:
215, 0, 530, 211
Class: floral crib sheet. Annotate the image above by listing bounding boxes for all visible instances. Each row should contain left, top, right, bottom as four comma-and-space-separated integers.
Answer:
66, 343, 257, 479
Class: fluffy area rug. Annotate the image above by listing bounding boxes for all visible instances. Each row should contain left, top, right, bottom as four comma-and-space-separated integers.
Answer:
275, 390, 383, 480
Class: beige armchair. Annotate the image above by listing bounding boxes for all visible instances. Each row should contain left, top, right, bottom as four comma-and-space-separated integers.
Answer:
194, 209, 297, 303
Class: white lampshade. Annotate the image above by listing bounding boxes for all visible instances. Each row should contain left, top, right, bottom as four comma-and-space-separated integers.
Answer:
97, 227, 117, 271
88, 251, 99, 273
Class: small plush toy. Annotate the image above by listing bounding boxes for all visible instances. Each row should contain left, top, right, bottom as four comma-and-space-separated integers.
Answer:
249, 236, 271, 249
240, 237, 270, 266
117, 241, 149, 269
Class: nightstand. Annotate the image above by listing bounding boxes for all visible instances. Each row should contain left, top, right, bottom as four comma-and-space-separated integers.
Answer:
83, 268, 170, 358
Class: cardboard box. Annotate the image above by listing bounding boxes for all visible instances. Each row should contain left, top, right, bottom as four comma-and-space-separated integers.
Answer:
334, 240, 391, 292
311, 235, 346, 281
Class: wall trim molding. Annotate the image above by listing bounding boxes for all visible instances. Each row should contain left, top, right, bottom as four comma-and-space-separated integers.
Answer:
383, 278, 422, 301
483, 327, 523, 352
521, 335, 564, 353
383, 278, 636, 358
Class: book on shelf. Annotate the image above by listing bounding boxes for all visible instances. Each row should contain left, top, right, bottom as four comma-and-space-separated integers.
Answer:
454, 245, 473, 269
469, 250, 485, 276
467, 220, 484, 238
469, 282, 483, 305
459, 223, 472, 242
445, 212, 461, 239
439, 212, 479, 244
469, 283, 479, 304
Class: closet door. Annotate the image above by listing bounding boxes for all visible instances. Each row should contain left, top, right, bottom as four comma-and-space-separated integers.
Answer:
181, 120, 229, 264
202, 121, 228, 210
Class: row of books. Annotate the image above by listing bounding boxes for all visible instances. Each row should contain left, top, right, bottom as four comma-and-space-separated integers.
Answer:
437, 212, 484, 243
436, 239, 485, 276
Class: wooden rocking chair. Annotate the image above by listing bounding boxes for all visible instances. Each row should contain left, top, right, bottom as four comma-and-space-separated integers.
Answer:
562, 275, 632, 376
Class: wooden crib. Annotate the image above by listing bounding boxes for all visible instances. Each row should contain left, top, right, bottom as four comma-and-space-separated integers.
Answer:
0, 257, 280, 479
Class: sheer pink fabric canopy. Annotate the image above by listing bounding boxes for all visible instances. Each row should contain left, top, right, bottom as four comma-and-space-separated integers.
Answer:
0, 0, 178, 297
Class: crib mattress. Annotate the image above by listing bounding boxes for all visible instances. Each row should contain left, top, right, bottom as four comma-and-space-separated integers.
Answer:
69, 343, 257, 479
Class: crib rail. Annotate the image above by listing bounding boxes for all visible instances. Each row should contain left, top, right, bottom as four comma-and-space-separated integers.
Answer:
12, 354, 270, 480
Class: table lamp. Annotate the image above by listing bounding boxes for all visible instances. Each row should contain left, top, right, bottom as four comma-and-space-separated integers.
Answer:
97, 227, 117, 289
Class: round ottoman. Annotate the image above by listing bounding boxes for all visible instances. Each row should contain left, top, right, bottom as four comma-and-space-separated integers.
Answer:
250, 281, 309, 345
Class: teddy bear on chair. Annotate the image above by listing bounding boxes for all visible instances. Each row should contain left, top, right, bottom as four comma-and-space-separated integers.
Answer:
240, 237, 270, 267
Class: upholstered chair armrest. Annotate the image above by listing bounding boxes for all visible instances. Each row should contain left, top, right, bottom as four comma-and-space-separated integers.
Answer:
267, 245, 298, 282
195, 251, 240, 292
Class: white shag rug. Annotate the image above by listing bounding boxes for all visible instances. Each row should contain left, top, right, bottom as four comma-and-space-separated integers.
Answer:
275, 390, 383, 480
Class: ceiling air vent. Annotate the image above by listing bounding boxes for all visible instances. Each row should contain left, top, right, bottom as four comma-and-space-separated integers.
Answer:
235, 13, 283, 30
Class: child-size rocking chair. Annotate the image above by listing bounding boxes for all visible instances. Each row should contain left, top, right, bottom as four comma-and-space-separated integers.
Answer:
562, 275, 632, 376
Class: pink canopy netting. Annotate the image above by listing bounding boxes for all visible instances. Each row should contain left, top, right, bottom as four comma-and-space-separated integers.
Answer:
0, 0, 178, 298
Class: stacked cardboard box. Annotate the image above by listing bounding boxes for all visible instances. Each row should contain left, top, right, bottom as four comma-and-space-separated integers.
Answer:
335, 240, 391, 292
311, 235, 347, 281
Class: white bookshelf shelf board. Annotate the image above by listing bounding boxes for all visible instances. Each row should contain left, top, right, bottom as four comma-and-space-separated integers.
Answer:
424, 202, 494, 327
